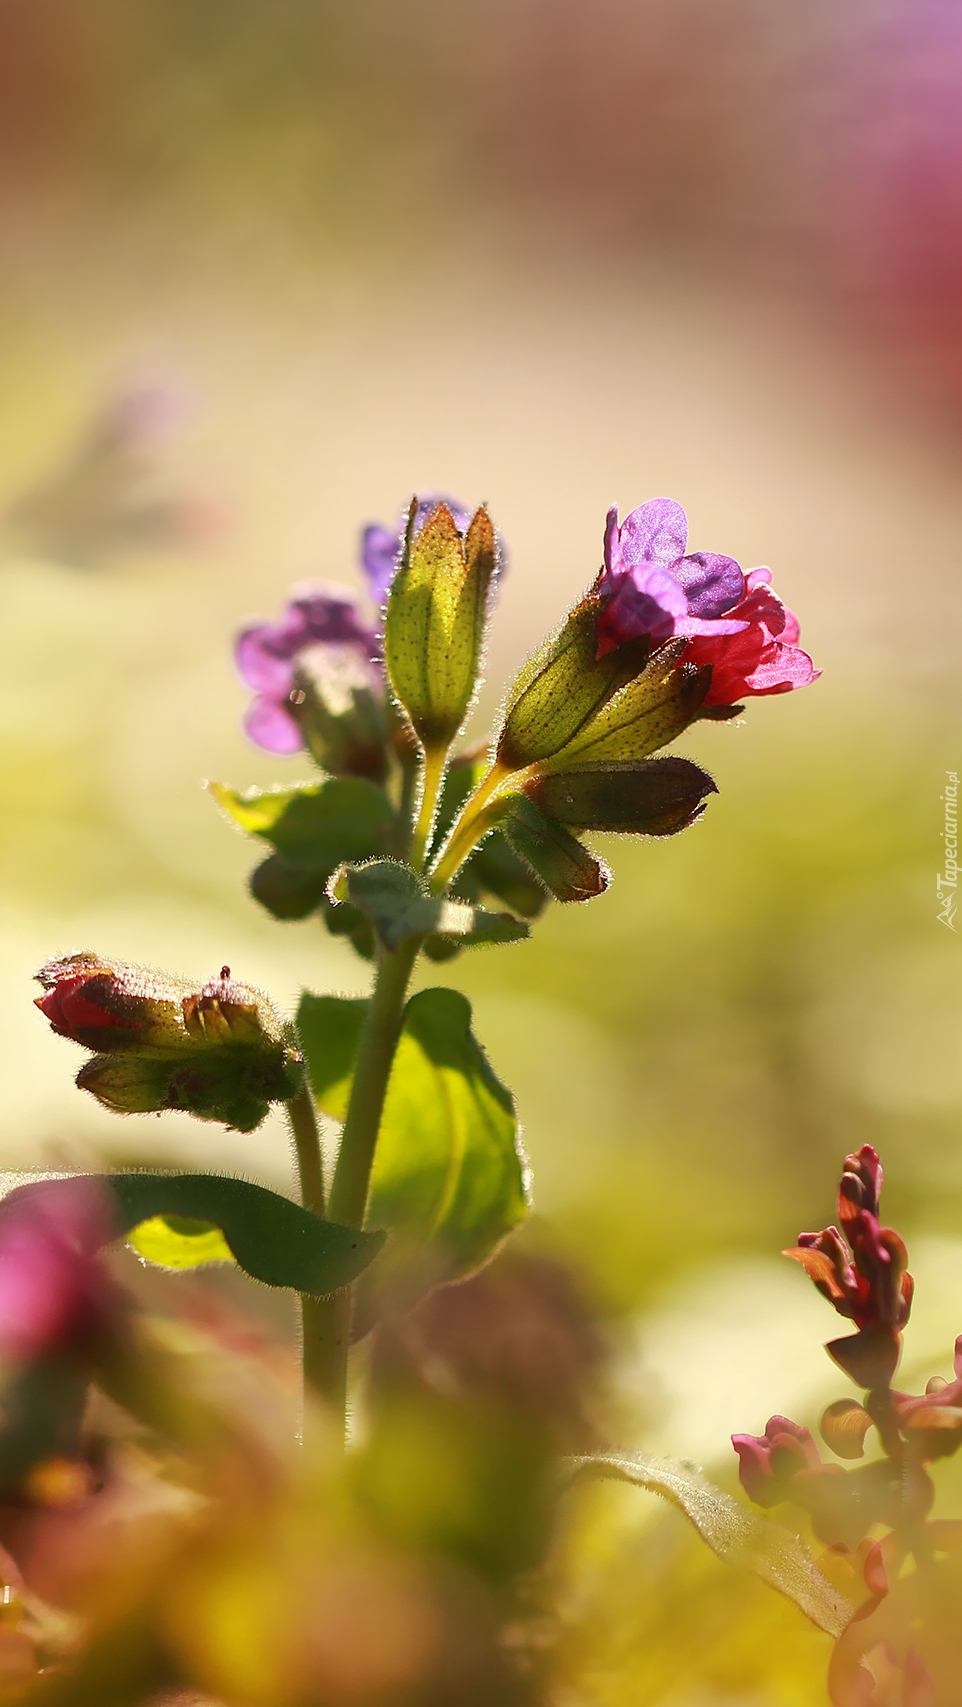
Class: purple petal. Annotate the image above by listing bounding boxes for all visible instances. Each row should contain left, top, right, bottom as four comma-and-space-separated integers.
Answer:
361, 496, 477, 608
244, 695, 304, 754
619, 499, 688, 569
673, 552, 745, 619
361, 525, 399, 607
602, 562, 690, 645
235, 623, 299, 695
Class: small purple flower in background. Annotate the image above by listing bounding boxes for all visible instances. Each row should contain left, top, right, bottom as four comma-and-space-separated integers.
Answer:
236, 585, 379, 755
361, 493, 473, 608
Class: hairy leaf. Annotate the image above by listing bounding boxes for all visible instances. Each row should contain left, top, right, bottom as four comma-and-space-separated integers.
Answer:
565, 1453, 854, 1638
1, 1174, 385, 1296
210, 777, 395, 870
330, 858, 528, 951
298, 989, 528, 1282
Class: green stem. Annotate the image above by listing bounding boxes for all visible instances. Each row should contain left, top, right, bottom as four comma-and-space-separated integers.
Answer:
286, 1082, 331, 1408
428, 760, 519, 893
287, 1080, 325, 1216
310, 937, 421, 1426
409, 744, 449, 872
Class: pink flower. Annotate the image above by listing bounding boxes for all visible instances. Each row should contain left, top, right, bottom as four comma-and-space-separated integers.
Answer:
595, 499, 818, 707
681, 568, 819, 707
732, 1415, 822, 1507
0, 1180, 120, 1363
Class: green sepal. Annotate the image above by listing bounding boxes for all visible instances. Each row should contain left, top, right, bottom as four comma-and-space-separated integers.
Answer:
541, 641, 710, 767
76, 1042, 303, 1134
527, 756, 717, 836
5, 1173, 386, 1296
297, 989, 528, 1286
329, 858, 529, 952
210, 777, 395, 869
496, 595, 650, 770
291, 662, 390, 785
498, 795, 609, 903
385, 502, 498, 749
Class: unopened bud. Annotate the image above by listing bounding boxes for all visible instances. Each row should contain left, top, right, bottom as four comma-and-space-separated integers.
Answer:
525, 756, 716, 837
36, 955, 302, 1133
385, 501, 498, 750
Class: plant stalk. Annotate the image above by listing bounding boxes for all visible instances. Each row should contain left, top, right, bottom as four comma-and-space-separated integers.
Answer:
409, 743, 449, 872
286, 1081, 331, 1409
310, 936, 421, 1427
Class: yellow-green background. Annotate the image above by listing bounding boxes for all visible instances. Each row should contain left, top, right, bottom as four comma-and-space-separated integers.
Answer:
1, 4, 959, 1699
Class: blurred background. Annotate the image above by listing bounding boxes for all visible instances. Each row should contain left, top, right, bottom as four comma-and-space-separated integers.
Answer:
0, 1, 960, 1699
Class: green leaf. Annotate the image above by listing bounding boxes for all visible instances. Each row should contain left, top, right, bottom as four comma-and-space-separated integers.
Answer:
499, 795, 609, 903
546, 642, 709, 766
565, 1454, 854, 1639
297, 988, 528, 1280
330, 858, 529, 952
94, 1173, 385, 1294
385, 502, 498, 749
496, 596, 650, 770
210, 777, 395, 870
128, 1214, 236, 1269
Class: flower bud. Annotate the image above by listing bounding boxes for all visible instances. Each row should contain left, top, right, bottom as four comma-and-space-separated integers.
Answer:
290, 643, 391, 785
525, 756, 716, 837
35, 953, 188, 1052
36, 956, 302, 1133
385, 501, 498, 751
731, 1415, 821, 1508
497, 795, 609, 903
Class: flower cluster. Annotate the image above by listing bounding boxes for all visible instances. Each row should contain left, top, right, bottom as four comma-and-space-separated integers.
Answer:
734, 1147, 962, 1704
35, 953, 301, 1132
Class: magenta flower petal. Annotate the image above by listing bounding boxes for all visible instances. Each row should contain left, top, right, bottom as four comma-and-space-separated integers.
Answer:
244, 694, 304, 754
618, 498, 689, 568
596, 562, 690, 653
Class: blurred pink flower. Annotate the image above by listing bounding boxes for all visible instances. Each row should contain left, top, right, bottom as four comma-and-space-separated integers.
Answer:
0, 1180, 119, 1364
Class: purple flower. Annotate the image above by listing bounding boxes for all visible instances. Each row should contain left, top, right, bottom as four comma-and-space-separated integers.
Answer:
361, 494, 474, 609
596, 498, 752, 656
235, 584, 379, 755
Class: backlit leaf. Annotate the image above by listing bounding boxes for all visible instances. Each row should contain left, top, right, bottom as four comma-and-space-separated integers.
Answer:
565, 1453, 854, 1639
297, 988, 528, 1282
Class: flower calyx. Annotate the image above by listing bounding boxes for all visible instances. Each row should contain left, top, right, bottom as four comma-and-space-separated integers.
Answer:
35, 955, 302, 1132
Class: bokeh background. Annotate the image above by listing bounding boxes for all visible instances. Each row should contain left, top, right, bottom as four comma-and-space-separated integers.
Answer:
1, 2, 960, 1699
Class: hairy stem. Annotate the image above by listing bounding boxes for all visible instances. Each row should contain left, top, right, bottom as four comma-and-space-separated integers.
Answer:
409, 743, 449, 872
287, 1079, 325, 1216
310, 937, 421, 1426
428, 760, 519, 893
286, 1082, 331, 1408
